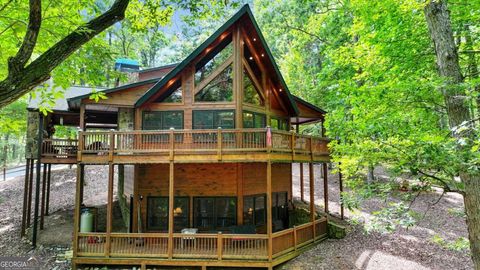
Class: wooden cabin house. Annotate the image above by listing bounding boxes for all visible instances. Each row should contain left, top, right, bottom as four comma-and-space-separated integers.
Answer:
22, 5, 331, 270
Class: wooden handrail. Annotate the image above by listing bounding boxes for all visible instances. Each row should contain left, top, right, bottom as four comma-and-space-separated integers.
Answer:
77, 128, 330, 161
76, 219, 326, 260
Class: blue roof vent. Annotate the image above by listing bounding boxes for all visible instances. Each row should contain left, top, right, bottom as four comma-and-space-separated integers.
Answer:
115, 58, 140, 72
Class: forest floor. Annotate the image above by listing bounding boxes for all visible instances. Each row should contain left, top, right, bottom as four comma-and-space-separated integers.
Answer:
0, 164, 473, 270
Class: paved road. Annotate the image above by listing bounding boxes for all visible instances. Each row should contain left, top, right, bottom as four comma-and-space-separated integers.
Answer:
1, 164, 69, 181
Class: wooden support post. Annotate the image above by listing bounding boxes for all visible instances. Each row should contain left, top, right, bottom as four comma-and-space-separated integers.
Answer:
108, 130, 114, 162
105, 163, 114, 257
339, 163, 344, 220
293, 225, 297, 250
27, 159, 34, 226
237, 163, 243, 225
77, 130, 83, 162
46, 164, 51, 216
217, 127, 222, 161
266, 161, 273, 262
40, 163, 47, 230
168, 161, 174, 259
233, 25, 243, 147
79, 104, 85, 130
32, 112, 43, 247
72, 164, 84, 257
300, 163, 304, 202
309, 163, 315, 239
217, 232, 223, 260
21, 159, 31, 237
323, 162, 329, 214
169, 128, 174, 161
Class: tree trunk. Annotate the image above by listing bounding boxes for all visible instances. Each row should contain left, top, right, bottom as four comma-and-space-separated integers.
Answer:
367, 165, 375, 185
425, 1, 480, 269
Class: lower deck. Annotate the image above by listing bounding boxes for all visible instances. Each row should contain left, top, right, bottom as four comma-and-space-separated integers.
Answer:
73, 218, 327, 269
71, 160, 329, 269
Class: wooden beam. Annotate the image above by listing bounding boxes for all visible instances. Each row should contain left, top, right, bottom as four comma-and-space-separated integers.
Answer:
80, 104, 86, 130
194, 56, 233, 95
105, 163, 114, 257
242, 58, 266, 100
72, 164, 84, 258
322, 163, 328, 214
237, 163, 243, 225
40, 163, 47, 230
339, 163, 344, 219
234, 25, 243, 130
32, 112, 44, 247
309, 163, 315, 220
45, 163, 51, 216
266, 161, 273, 262
27, 159, 34, 226
168, 161, 174, 259
300, 163, 304, 202
21, 159, 31, 237
309, 163, 315, 238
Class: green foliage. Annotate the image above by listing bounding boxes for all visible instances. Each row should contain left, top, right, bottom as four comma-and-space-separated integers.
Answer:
364, 202, 417, 234
432, 235, 470, 252
255, 0, 479, 245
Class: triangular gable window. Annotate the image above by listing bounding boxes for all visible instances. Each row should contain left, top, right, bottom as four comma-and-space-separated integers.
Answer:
163, 87, 182, 103
195, 34, 233, 85
194, 34, 233, 103
195, 64, 233, 102
243, 68, 263, 106
154, 80, 182, 103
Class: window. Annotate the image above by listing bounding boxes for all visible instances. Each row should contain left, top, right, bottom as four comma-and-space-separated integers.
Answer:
243, 44, 262, 83
243, 68, 263, 106
195, 36, 233, 85
271, 118, 279, 130
243, 111, 266, 128
271, 117, 289, 131
243, 194, 266, 227
194, 197, 236, 231
147, 196, 189, 231
154, 80, 182, 103
193, 110, 235, 129
272, 192, 288, 231
194, 35, 233, 103
142, 111, 184, 130
195, 65, 233, 102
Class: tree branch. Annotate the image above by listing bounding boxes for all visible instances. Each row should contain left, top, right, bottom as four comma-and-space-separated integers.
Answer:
7, 0, 42, 74
0, 0, 14, 14
0, 0, 130, 108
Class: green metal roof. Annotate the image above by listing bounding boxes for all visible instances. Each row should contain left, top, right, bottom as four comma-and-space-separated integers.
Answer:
134, 4, 300, 115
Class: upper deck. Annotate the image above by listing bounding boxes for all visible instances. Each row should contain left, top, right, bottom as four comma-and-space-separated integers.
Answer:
41, 128, 329, 164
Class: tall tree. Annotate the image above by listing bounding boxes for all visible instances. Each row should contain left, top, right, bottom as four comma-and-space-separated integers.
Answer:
424, 1, 479, 268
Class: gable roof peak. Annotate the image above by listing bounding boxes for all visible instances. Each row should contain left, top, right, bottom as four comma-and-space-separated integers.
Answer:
135, 3, 299, 115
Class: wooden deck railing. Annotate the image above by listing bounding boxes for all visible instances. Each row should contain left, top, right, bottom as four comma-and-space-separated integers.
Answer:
41, 138, 78, 158
75, 218, 327, 261
77, 128, 329, 161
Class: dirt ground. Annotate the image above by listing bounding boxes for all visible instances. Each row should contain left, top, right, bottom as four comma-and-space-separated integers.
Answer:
282, 165, 473, 270
0, 164, 473, 269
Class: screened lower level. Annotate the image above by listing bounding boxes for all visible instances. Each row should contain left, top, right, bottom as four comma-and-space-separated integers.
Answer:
126, 162, 293, 234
